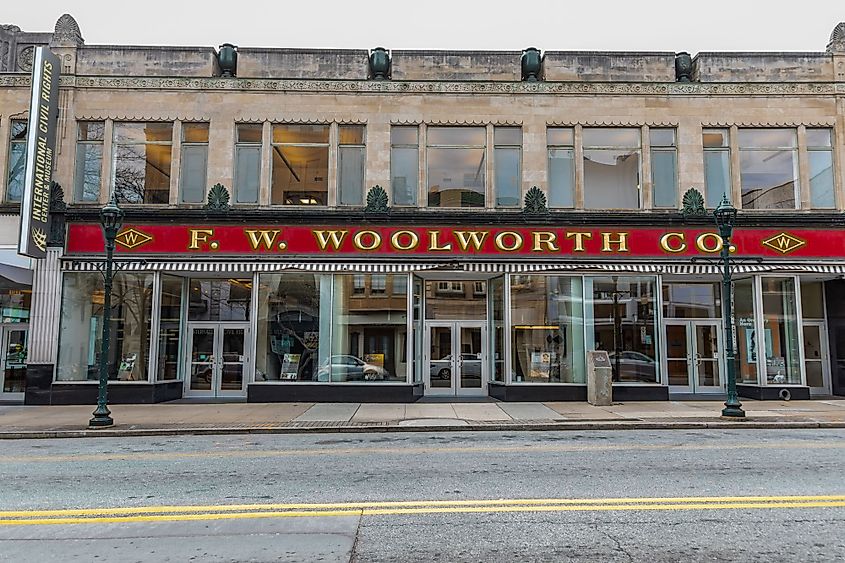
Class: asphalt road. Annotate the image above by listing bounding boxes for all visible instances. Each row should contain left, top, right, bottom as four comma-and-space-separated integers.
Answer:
0, 429, 843, 562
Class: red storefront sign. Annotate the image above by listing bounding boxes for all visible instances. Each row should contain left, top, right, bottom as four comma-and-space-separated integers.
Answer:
65, 224, 842, 259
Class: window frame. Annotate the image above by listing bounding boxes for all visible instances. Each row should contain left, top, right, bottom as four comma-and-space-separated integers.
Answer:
390, 126, 420, 207
111, 121, 174, 205
179, 122, 209, 204
270, 123, 331, 207
5, 119, 28, 203
425, 125, 487, 209
649, 128, 678, 209
73, 121, 105, 203
737, 127, 799, 211
233, 123, 263, 205
581, 127, 643, 210
337, 125, 367, 207
493, 126, 523, 208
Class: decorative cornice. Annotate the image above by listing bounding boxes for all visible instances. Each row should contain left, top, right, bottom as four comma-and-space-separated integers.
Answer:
233, 116, 368, 124
425, 119, 522, 126
547, 120, 679, 127
701, 121, 836, 127
1, 75, 842, 96
75, 114, 211, 122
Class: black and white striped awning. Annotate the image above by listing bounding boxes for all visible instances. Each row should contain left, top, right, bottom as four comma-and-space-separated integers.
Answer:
61, 258, 845, 276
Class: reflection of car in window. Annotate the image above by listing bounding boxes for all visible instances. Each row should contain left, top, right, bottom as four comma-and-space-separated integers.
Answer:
429, 354, 482, 378
316, 355, 389, 382
608, 351, 656, 381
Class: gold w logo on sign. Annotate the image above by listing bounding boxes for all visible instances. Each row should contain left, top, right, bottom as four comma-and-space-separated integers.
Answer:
761, 232, 806, 255
31, 228, 47, 251
115, 228, 153, 250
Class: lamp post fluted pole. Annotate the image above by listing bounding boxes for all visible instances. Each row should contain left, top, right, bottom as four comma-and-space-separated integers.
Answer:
715, 195, 745, 418
89, 195, 124, 427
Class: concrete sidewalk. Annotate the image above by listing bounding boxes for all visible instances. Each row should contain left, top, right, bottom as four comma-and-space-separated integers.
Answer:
1, 399, 844, 438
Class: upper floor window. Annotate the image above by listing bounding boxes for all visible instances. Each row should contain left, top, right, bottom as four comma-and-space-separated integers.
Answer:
494, 127, 522, 208
391, 126, 418, 206
703, 128, 731, 207
73, 121, 104, 203
234, 123, 261, 204
271, 124, 329, 205
427, 126, 486, 208
583, 128, 641, 209
739, 128, 798, 210
5, 120, 27, 203
112, 122, 173, 204
180, 123, 209, 204
807, 128, 834, 209
547, 127, 575, 208
650, 128, 677, 208
338, 125, 366, 206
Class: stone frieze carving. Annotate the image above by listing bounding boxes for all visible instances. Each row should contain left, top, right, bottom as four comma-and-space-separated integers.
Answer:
1, 75, 841, 97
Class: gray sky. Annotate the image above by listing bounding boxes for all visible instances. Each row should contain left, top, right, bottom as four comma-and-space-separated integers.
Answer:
4, 0, 843, 53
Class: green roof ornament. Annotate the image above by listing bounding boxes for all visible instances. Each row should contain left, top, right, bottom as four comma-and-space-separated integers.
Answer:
523, 186, 549, 215
205, 183, 230, 211
364, 185, 389, 213
682, 188, 706, 217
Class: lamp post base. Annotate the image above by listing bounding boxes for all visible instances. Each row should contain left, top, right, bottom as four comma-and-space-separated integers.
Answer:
721, 405, 746, 418
89, 407, 114, 427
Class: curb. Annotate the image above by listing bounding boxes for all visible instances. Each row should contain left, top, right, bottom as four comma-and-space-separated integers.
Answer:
1, 420, 843, 439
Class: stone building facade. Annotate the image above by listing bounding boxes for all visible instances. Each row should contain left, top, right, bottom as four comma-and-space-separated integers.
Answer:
2, 15, 845, 404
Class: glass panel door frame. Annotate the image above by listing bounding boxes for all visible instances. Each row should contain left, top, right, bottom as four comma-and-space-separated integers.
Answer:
803, 320, 831, 395
663, 319, 724, 394
183, 322, 250, 398
423, 320, 488, 397
0, 323, 28, 401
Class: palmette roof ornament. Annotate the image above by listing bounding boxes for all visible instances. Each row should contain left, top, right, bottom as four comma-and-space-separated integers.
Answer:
52, 13, 83, 46
827, 22, 845, 53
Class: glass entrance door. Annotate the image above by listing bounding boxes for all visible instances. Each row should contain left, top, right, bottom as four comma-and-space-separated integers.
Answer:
803, 322, 831, 395
186, 323, 249, 397
425, 321, 487, 396
665, 321, 723, 394
0, 324, 28, 400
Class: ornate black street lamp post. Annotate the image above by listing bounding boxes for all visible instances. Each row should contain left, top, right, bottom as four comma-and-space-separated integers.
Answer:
714, 195, 745, 418
89, 194, 124, 427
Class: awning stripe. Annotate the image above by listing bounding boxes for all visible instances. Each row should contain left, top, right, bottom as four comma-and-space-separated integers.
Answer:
60, 259, 845, 275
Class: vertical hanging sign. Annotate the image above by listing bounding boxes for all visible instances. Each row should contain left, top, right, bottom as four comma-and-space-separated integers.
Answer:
18, 47, 61, 259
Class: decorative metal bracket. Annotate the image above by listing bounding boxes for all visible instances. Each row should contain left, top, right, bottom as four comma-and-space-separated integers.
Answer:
205, 183, 230, 211
364, 185, 389, 213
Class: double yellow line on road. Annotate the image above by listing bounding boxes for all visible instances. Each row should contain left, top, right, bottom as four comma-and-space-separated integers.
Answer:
1, 495, 843, 526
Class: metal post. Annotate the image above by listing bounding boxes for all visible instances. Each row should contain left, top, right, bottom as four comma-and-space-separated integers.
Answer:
90, 195, 123, 427
715, 196, 745, 418
89, 230, 115, 427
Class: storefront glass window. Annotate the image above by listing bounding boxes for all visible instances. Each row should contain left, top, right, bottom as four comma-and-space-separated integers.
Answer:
112, 122, 173, 204
650, 128, 677, 208
734, 278, 758, 384
583, 128, 641, 209
255, 273, 323, 382
188, 279, 251, 321
807, 128, 834, 209
547, 127, 575, 208
391, 126, 419, 206
494, 127, 521, 207
800, 281, 825, 319
739, 128, 798, 210
511, 275, 585, 383
427, 126, 486, 208
5, 120, 27, 202
489, 276, 505, 382
338, 125, 366, 206
761, 277, 801, 384
57, 272, 154, 382
271, 124, 330, 205
234, 123, 261, 204
585, 276, 657, 383
425, 280, 487, 320
157, 276, 183, 381
662, 283, 721, 319
328, 274, 407, 382
74, 121, 104, 202
180, 123, 209, 204
412, 277, 423, 383
0, 281, 31, 323
703, 128, 731, 208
